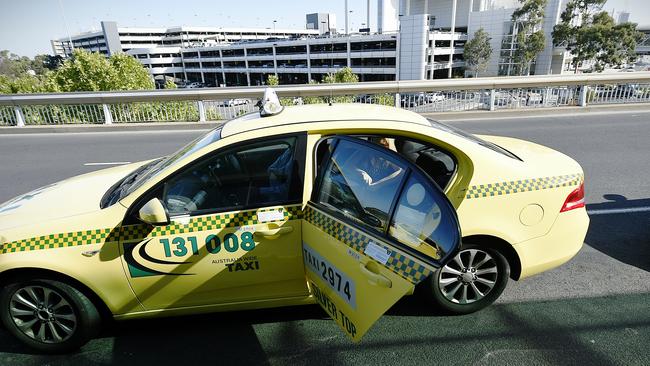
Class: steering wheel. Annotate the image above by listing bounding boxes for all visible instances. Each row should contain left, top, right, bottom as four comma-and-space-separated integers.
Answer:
166, 191, 207, 213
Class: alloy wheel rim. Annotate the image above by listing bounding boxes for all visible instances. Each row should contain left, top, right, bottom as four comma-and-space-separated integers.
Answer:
9, 285, 77, 343
438, 249, 498, 304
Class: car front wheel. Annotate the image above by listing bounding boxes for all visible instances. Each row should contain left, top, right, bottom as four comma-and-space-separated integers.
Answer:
0, 278, 101, 353
422, 244, 510, 314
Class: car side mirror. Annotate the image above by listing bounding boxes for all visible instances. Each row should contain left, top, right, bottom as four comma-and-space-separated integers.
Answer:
138, 198, 169, 226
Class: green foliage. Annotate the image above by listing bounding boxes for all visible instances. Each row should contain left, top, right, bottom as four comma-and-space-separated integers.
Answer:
53, 49, 154, 92
324, 67, 359, 83
373, 93, 395, 106
463, 28, 492, 77
108, 53, 155, 90
0, 51, 63, 80
164, 79, 177, 89
511, 0, 547, 75
0, 73, 58, 94
553, 0, 642, 72
110, 101, 199, 123
0, 75, 12, 94
266, 74, 279, 86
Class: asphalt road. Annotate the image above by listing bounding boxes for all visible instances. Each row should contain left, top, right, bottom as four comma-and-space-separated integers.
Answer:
0, 109, 648, 365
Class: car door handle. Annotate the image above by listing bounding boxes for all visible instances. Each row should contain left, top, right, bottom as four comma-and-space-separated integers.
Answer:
359, 262, 392, 288
254, 226, 294, 239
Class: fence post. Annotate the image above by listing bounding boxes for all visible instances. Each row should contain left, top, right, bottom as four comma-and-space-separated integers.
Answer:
198, 100, 206, 122
489, 89, 496, 111
544, 87, 552, 107
102, 104, 113, 124
578, 85, 588, 107
14, 106, 25, 127
394, 93, 401, 108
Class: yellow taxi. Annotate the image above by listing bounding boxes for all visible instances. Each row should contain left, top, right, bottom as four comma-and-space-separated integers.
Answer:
0, 89, 589, 352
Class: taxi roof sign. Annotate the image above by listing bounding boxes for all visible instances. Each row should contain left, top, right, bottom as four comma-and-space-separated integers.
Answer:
259, 88, 284, 117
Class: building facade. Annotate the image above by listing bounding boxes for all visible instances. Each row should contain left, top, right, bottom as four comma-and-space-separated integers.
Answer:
51, 21, 320, 58
51, 0, 579, 86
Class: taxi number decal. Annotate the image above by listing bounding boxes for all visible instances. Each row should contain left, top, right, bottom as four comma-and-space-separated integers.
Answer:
303, 242, 356, 310
159, 232, 256, 258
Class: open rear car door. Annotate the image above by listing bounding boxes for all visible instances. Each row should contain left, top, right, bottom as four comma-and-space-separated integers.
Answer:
303, 136, 461, 341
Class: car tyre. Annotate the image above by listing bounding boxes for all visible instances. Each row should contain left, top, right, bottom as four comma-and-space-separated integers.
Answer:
422, 244, 510, 314
0, 278, 101, 353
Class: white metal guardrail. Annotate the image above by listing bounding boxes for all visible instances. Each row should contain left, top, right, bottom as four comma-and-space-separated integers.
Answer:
2, 72, 650, 126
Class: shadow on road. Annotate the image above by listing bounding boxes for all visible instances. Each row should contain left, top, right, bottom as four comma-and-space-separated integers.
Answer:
586, 195, 650, 272
1, 293, 649, 365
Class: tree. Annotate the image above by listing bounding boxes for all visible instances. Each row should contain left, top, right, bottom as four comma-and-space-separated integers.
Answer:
553, 0, 642, 72
463, 28, 492, 77
511, 0, 547, 75
52, 49, 154, 92
0, 75, 12, 94
266, 74, 279, 86
42, 55, 64, 71
0, 50, 34, 78
164, 79, 177, 89
109, 53, 155, 90
323, 67, 359, 83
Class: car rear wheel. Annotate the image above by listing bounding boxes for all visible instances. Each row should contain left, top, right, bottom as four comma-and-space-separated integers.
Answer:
0, 279, 100, 353
422, 244, 510, 314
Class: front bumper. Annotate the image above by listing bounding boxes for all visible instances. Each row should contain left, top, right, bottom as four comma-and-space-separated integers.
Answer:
513, 207, 590, 280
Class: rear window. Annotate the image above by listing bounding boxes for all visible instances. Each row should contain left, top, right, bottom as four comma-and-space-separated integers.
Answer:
427, 119, 521, 160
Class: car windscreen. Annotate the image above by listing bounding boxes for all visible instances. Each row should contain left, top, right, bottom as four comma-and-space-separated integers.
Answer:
100, 126, 222, 208
426, 118, 521, 160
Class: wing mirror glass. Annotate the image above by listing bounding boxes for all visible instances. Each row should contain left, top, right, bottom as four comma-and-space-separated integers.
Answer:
138, 198, 169, 226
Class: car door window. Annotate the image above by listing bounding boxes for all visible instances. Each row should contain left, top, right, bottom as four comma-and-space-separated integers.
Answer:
388, 172, 458, 261
317, 139, 406, 232
163, 136, 302, 215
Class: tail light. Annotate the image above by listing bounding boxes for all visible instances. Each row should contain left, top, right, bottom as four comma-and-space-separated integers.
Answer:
560, 182, 585, 212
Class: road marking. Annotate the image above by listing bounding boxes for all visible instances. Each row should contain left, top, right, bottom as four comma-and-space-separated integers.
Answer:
83, 162, 131, 166
434, 108, 650, 122
587, 206, 650, 215
0, 129, 210, 137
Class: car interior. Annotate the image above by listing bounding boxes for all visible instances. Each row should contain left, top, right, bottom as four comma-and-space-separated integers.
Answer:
316, 134, 457, 191
162, 137, 301, 215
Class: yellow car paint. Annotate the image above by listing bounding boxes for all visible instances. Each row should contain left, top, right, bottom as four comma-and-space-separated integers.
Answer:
0, 103, 589, 340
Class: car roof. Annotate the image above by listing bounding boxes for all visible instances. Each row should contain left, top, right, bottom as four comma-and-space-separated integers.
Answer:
220, 103, 431, 138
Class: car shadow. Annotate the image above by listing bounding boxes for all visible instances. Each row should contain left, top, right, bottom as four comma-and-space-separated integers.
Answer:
585, 194, 650, 272
0, 304, 328, 363
0, 295, 450, 361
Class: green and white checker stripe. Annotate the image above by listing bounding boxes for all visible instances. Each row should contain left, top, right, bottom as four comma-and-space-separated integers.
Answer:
0, 229, 115, 254
465, 173, 583, 199
1, 205, 303, 254
304, 205, 432, 284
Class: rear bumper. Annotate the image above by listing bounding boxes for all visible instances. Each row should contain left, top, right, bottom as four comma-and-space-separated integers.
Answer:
513, 207, 589, 279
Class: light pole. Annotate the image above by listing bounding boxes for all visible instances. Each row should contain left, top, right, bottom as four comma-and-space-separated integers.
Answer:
58, 0, 74, 55
345, 0, 348, 34
448, 0, 457, 78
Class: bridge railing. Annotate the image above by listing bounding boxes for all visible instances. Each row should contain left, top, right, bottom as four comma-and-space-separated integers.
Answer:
2, 72, 650, 126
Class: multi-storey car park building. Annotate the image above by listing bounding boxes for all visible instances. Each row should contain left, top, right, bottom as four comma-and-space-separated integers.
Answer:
51, 21, 320, 58
51, 0, 580, 86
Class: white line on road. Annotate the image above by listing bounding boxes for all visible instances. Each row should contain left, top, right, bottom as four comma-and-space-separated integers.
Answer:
83, 162, 131, 166
435, 108, 650, 122
587, 206, 650, 215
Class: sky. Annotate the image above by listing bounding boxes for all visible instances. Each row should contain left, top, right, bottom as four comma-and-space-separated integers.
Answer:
0, 0, 648, 58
